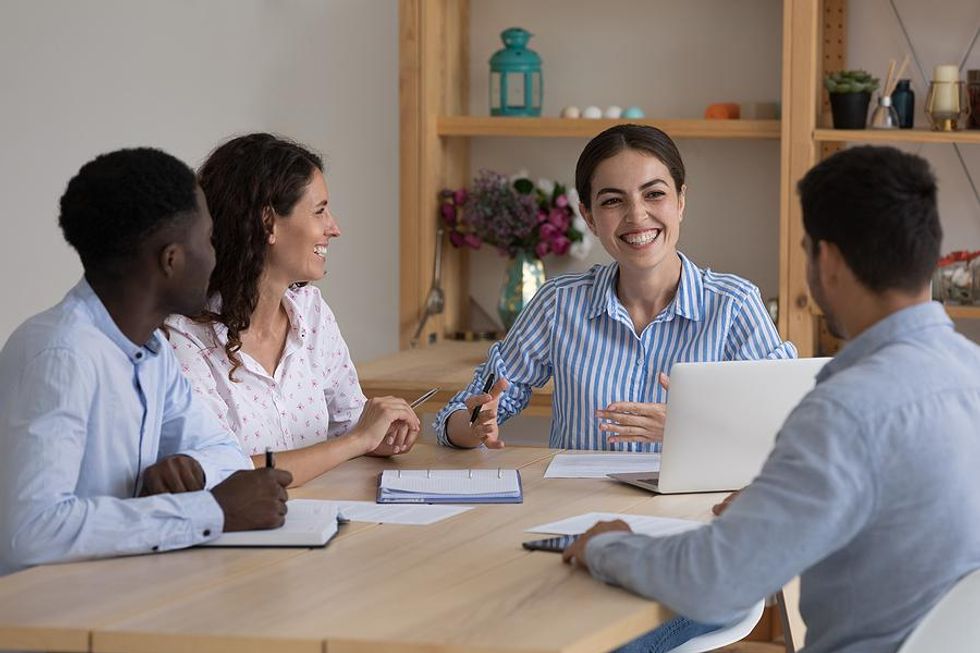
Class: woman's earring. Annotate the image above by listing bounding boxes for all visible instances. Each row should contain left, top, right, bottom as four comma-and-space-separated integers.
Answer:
268, 234, 276, 244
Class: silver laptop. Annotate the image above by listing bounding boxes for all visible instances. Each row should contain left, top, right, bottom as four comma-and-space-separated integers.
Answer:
608, 357, 830, 494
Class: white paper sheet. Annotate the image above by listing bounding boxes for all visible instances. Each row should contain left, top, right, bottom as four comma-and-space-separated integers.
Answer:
526, 512, 703, 538
379, 469, 520, 496
543, 453, 661, 479
333, 500, 471, 525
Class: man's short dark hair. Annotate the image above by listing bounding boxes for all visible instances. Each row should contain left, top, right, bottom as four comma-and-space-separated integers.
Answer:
59, 148, 199, 276
798, 145, 941, 293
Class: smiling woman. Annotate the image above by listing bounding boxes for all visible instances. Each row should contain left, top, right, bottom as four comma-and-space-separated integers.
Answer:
164, 134, 421, 488
434, 124, 797, 454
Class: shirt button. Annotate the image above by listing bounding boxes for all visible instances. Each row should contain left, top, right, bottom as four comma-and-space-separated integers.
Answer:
135, 352, 143, 359
203, 529, 212, 537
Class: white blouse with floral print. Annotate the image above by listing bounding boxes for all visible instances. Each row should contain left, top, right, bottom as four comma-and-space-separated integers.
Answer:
165, 285, 366, 456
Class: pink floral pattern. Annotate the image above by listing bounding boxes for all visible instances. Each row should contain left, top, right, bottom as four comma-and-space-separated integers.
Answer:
165, 286, 366, 456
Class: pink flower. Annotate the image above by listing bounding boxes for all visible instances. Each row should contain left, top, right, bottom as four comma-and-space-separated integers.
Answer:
535, 241, 550, 258
454, 188, 468, 205
463, 233, 482, 249
440, 202, 457, 225
449, 231, 466, 247
537, 209, 548, 223
555, 194, 569, 208
551, 236, 571, 256
548, 208, 570, 231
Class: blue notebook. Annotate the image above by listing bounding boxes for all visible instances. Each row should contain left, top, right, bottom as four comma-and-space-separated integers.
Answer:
376, 469, 523, 504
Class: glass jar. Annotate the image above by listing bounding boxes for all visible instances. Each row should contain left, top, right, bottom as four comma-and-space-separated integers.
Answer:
933, 257, 979, 304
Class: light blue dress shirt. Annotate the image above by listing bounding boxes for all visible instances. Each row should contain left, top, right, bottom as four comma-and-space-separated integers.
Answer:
434, 253, 796, 450
0, 280, 253, 576
585, 302, 980, 653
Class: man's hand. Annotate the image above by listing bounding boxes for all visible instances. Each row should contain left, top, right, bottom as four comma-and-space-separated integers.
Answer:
562, 519, 632, 569
712, 490, 741, 516
139, 454, 205, 496
597, 373, 670, 444
211, 468, 293, 532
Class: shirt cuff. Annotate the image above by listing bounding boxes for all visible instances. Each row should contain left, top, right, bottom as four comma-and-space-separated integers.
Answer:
164, 491, 226, 549
434, 403, 470, 448
584, 530, 636, 584
190, 450, 254, 491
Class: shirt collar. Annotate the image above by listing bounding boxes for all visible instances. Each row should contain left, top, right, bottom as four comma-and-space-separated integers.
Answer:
204, 286, 310, 348
586, 252, 704, 322
72, 278, 162, 364
817, 301, 952, 383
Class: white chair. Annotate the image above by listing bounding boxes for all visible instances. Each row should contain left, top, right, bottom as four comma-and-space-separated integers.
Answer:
666, 599, 765, 653
897, 567, 980, 653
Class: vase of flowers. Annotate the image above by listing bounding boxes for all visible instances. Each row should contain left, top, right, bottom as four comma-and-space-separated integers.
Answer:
440, 170, 592, 329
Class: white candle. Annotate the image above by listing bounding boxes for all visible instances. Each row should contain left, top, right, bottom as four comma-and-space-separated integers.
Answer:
932, 65, 960, 114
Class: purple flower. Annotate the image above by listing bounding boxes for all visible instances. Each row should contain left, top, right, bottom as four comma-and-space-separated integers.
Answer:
535, 240, 550, 258
454, 188, 468, 205
440, 202, 457, 225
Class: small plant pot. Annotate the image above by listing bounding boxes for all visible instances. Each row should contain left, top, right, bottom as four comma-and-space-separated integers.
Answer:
829, 91, 871, 129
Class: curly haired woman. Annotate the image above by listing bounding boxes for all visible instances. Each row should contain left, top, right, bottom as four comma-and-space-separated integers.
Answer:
166, 134, 419, 487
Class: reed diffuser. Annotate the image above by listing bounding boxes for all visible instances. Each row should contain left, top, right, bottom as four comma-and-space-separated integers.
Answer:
870, 55, 909, 129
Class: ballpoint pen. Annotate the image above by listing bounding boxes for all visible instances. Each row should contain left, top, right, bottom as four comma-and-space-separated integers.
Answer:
265, 448, 275, 469
469, 372, 496, 425
410, 387, 440, 409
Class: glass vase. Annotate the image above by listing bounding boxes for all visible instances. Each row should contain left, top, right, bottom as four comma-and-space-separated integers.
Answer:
498, 250, 545, 330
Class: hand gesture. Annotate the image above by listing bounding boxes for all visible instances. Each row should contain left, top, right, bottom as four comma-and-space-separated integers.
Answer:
353, 396, 421, 455
562, 519, 633, 569
596, 373, 670, 444
211, 468, 292, 532
461, 377, 510, 449
139, 454, 205, 496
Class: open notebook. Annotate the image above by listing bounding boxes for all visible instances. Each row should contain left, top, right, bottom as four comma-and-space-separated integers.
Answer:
199, 499, 340, 548
377, 469, 523, 504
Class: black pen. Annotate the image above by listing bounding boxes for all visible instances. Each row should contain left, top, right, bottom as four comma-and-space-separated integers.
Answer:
265, 448, 275, 469
469, 372, 496, 425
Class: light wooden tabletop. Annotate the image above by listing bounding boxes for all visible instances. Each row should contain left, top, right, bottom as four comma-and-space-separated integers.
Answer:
356, 341, 555, 417
0, 442, 719, 653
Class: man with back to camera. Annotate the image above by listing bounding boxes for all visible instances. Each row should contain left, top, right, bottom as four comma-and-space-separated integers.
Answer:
563, 145, 980, 653
0, 147, 292, 576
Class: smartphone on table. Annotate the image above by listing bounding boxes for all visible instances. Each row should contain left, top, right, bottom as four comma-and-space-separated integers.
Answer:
521, 534, 579, 553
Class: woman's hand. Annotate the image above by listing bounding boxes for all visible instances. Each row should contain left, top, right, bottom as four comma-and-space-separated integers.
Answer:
446, 378, 509, 448
596, 373, 670, 444
351, 396, 421, 455
369, 419, 420, 457
562, 519, 633, 569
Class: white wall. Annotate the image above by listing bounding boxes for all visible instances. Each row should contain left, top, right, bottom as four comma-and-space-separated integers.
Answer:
0, 0, 399, 361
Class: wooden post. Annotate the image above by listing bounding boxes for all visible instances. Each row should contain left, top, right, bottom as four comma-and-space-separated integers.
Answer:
399, 0, 470, 350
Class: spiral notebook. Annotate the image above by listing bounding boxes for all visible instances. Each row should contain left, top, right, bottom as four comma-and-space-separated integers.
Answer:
377, 469, 523, 504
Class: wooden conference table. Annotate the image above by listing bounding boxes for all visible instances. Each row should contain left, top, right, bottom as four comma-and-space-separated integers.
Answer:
0, 443, 720, 653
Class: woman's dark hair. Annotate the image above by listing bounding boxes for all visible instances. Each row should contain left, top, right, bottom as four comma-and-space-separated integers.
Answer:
798, 145, 941, 293
575, 124, 686, 210
197, 133, 323, 380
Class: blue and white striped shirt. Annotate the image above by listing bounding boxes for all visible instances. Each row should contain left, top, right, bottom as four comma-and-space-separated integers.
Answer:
434, 253, 797, 451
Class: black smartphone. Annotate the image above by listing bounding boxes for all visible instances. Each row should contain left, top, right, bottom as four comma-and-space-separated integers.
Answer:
521, 534, 579, 553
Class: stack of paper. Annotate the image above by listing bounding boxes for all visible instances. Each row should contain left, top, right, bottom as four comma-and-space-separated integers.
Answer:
377, 469, 523, 504
200, 499, 339, 548
527, 511, 703, 538
544, 453, 661, 479
333, 500, 471, 525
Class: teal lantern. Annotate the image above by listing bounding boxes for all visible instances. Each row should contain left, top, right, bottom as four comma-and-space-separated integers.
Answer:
489, 28, 542, 116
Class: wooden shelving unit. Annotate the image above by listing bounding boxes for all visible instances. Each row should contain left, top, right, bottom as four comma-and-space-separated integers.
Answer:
814, 128, 980, 145
398, 0, 978, 358
437, 116, 781, 139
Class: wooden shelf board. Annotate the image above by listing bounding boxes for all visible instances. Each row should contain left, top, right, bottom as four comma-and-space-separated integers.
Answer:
437, 116, 781, 139
945, 304, 980, 319
810, 303, 980, 320
814, 128, 980, 145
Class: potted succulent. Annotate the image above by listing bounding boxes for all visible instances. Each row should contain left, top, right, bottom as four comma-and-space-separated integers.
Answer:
825, 70, 879, 129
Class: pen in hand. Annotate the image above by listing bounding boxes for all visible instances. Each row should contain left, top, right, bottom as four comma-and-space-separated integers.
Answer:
469, 372, 497, 425
265, 448, 275, 469
411, 387, 440, 410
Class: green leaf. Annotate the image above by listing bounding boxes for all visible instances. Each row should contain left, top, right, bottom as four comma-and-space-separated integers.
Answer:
513, 178, 534, 194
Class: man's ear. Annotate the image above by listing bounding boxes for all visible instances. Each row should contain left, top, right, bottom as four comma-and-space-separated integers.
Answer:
158, 242, 183, 279
580, 202, 597, 235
